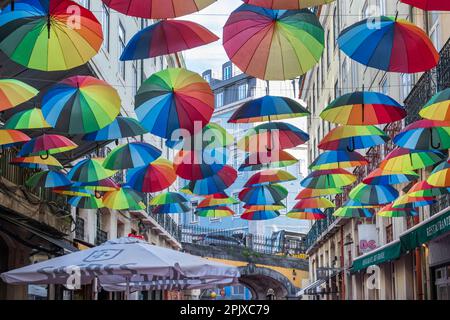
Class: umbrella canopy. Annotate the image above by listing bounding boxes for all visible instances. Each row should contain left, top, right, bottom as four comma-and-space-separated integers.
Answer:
67, 158, 116, 183
241, 0, 335, 9
173, 150, 225, 181
400, 0, 450, 10
228, 95, 309, 123
320, 91, 406, 125
392, 195, 436, 209
152, 203, 190, 214
244, 169, 296, 187
333, 207, 373, 218
135, 68, 214, 140
182, 165, 237, 195
295, 187, 342, 199
341, 199, 382, 209
300, 168, 356, 189
197, 193, 239, 208
239, 150, 298, 171
26, 170, 72, 189
72, 178, 120, 192
4, 108, 50, 130
380, 148, 445, 171
68, 196, 104, 209
10, 155, 62, 170
337, 16, 439, 73
243, 203, 285, 211
407, 180, 450, 197
293, 197, 335, 209
318, 125, 389, 151
238, 122, 309, 152
101, 0, 216, 19
103, 142, 162, 170
1, 237, 239, 286
362, 168, 419, 185
52, 187, 94, 197
126, 158, 176, 193
377, 203, 417, 218
167, 122, 233, 150
0, 129, 30, 147
427, 161, 450, 187
223, 5, 324, 80
419, 88, 450, 121
121, 20, 218, 60
0, 0, 102, 71
393, 120, 450, 150
0, 79, 38, 112
309, 150, 369, 170
238, 184, 288, 205
149, 192, 188, 205
18, 134, 77, 157
42, 76, 121, 134
103, 187, 145, 210
195, 206, 235, 218
287, 208, 326, 220
83, 117, 147, 141
241, 210, 280, 221
349, 183, 399, 205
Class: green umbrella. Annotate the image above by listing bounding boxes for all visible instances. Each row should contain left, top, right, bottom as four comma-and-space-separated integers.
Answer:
67, 158, 116, 183
149, 192, 188, 205
102, 186, 145, 210
68, 196, 104, 209
26, 170, 72, 189
4, 108, 51, 130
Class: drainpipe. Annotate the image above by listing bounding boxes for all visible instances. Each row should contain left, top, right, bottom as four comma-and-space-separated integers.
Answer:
340, 226, 345, 300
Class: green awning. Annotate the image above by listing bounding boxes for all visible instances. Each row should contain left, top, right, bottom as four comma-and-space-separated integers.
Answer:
351, 240, 402, 272
400, 208, 450, 251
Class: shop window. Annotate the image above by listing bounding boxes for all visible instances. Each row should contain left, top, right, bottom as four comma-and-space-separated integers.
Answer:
386, 224, 393, 243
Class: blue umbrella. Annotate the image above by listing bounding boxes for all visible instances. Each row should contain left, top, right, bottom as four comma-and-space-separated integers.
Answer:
83, 116, 147, 141
349, 183, 399, 205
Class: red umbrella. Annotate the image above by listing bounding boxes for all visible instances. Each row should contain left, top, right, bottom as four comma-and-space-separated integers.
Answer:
400, 0, 450, 10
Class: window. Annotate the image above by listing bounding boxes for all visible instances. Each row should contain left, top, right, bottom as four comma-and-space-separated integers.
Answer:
223, 65, 232, 80
333, 6, 339, 48
190, 201, 199, 224
326, 31, 331, 69
351, 61, 359, 91
132, 62, 138, 96
400, 73, 412, 101
428, 12, 441, 51
386, 224, 393, 243
101, 5, 110, 52
215, 91, 224, 107
203, 73, 211, 83
118, 22, 126, 79
238, 83, 248, 100
380, 75, 389, 95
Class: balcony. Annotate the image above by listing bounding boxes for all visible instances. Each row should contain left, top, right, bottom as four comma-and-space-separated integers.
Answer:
75, 217, 85, 241
95, 229, 108, 245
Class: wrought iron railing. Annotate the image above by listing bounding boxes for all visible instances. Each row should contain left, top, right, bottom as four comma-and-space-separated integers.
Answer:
75, 216, 85, 241
148, 211, 182, 242
95, 229, 108, 245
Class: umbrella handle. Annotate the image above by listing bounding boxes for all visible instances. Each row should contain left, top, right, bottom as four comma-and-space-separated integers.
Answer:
11, 1, 14, 10
430, 128, 441, 149
40, 151, 50, 160
95, 190, 102, 199
47, 14, 51, 39
346, 137, 356, 152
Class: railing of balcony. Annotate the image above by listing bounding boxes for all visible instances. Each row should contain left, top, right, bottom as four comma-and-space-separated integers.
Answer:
148, 211, 182, 242
95, 229, 108, 245
75, 216, 85, 241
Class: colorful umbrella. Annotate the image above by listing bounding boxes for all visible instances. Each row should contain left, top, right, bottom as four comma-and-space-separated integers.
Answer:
377, 203, 417, 218
67, 158, 116, 183
68, 196, 104, 209
198, 193, 239, 208
101, 0, 216, 19
103, 142, 161, 170
181, 165, 237, 195
135, 68, 214, 140
83, 117, 147, 141
72, 178, 120, 192
103, 187, 145, 210
42, 76, 120, 134
4, 108, 50, 130
380, 148, 445, 171
407, 180, 450, 197
244, 169, 296, 187
320, 91, 406, 125
0, 0, 102, 71
173, 150, 225, 180
427, 161, 450, 187
18, 134, 77, 158
400, 0, 450, 11
152, 203, 190, 214
333, 207, 373, 218
0, 79, 38, 112
392, 195, 436, 209
243, 203, 285, 211
238, 122, 309, 152
126, 158, 176, 193
26, 171, 72, 189
239, 150, 298, 171
241, 210, 280, 221
241, 0, 335, 9
149, 192, 188, 205
295, 187, 342, 199
341, 199, 382, 209
52, 187, 94, 198
393, 120, 450, 150
10, 155, 63, 170
309, 150, 369, 170
228, 96, 309, 123
195, 206, 235, 218
337, 16, 439, 73
121, 20, 218, 60
0, 129, 30, 147
293, 197, 335, 209
419, 88, 450, 121
286, 209, 326, 220
223, 5, 324, 80
349, 183, 399, 205
318, 125, 389, 151
238, 184, 288, 205
362, 168, 419, 185
300, 168, 356, 189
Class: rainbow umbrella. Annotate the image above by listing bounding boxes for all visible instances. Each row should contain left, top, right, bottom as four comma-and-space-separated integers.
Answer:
427, 161, 450, 187
103, 187, 145, 210
52, 187, 94, 198
135, 68, 214, 140
198, 193, 239, 208
72, 178, 120, 192
392, 195, 436, 209
67, 158, 116, 183
0, 79, 38, 112
400, 0, 450, 10
318, 125, 389, 151
0, 0, 102, 71
18, 134, 77, 158
293, 197, 335, 209
333, 207, 373, 218
380, 148, 445, 171
149, 192, 188, 205
42, 76, 120, 134
338, 16, 439, 73
126, 158, 176, 193
377, 203, 417, 218
0, 129, 30, 148
295, 187, 342, 199
152, 203, 190, 214
241, 210, 280, 221
83, 117, 147, 141
419, 88, 450, 121
342, 199, 382, 209
238, 122, 309, 152
309, 150, 369, 170
244, 169, 296, 187
242, 0, 335, 9
68, 196, 104, 209
103, 142, 161, 170
223, 5, 324, 80
393, 120, 450, 150
287, 209, 326, 220
243, 203, 285, 211
173, 150, 225, 180
362, 168, 419, 185
167, 122, 233, 150
182, 165, 237, 195
300, 168, 356, 189
195, 206, 235, 218
239, 150, 298, 171
101, 0, 215, 18
26, 171, 72, 189
239, 184, 288, 205
407, 180, 450, 197
320, 91, 406, 125
349, 183, 399, 205
121, 20, 218, 60
4, 108, 50, 130
228, 96, 309, 123
10, 155, 62, 170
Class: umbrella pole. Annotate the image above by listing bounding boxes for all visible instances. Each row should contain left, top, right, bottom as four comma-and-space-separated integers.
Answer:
125, 276, 130, 300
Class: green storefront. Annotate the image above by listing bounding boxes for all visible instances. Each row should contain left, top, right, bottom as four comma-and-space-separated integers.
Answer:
351, 240, 402, 272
